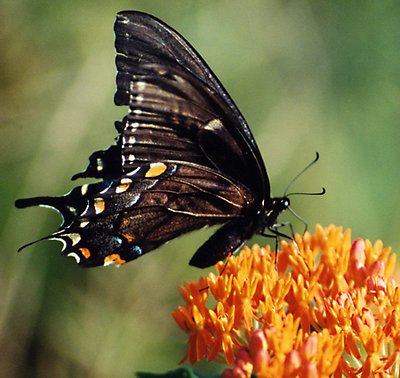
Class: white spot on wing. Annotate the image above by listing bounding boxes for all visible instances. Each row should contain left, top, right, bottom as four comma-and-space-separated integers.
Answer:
79, 220, 89, 228
61, 233, 81, 246
67, 252, 81, 264
99, 182, 113, 195
39, 204, 59, 211
123, 135, 136, 145
121, 177, 132, 184
136, 81, 146, 91
129, 193, 141, 206
81, 202, 91, 217
96, 158, 104, 171
49, 237, 67, 251
204, 118, 224, 132
67, 206, 76, 213
126, 122, 139, 133
81, 184, 89, 195
126, 167, 141, 176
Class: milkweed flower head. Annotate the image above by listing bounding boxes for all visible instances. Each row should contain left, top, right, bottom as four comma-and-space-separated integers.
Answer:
172, 225, 400, 377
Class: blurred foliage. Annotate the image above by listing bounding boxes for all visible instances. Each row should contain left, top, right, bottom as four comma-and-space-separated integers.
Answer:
1, 1, 399, 377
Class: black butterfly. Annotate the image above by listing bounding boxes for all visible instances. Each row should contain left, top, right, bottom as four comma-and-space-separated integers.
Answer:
15, 11, 291, 268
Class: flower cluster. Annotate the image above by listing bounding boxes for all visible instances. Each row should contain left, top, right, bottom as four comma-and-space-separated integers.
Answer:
172, 225, 399, 377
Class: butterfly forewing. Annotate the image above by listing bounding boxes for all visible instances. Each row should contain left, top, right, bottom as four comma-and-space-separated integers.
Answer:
114, 12, 269, 197
118, 63, 265, 193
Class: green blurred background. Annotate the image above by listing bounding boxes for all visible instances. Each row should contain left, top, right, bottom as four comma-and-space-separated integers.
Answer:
1, 1, 399, 377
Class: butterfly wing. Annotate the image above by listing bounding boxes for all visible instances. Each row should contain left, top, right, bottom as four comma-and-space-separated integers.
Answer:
114, 11, 269, 197
16, 11, 269, 268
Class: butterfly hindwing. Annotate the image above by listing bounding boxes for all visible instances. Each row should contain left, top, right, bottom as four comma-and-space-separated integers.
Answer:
16, 161, 254, 267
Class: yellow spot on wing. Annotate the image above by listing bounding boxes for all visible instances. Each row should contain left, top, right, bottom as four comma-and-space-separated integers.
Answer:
94, 198, 105, 214
145, 162, 167, 178
80, 247, 91, 259
104, 254, 126, 267
116, 178, 132, 193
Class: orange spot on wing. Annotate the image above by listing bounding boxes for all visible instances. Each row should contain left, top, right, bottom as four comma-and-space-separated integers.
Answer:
80, 247, 91, 259
121, 219, 130, 227
145, 162, 167, 177
104, 254, 126, 267
122, 233, 134, 243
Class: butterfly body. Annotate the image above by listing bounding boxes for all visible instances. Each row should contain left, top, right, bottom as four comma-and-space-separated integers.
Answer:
15, 11, 289, 268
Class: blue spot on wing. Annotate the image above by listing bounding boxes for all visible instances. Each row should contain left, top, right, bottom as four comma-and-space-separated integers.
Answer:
113, 236, 123, 247
130, 245, 142, 257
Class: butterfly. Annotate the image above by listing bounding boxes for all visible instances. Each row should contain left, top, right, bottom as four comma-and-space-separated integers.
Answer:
15, 11, 292, 268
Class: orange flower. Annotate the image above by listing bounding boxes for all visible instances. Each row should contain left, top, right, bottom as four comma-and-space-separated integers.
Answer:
172, 225, 400, 377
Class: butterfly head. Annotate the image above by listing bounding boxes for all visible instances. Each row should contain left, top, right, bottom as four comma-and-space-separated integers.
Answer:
262, 197, 290, 229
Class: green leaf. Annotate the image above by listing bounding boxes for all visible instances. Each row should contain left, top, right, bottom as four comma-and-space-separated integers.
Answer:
135, 367, 221, 378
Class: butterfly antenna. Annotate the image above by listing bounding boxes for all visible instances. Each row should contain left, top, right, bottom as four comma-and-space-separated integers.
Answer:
284, 152, 321, 196
286, 187, 326, 197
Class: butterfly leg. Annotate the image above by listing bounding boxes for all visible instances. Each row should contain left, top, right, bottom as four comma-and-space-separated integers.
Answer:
261, 221, 292, 240
189, 219, 254, 268
260, 222, 300, 261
